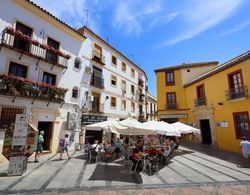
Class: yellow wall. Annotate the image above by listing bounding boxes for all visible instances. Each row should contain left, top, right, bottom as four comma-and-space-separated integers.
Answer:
156, 69, 187, 121
185, 59, 250, 152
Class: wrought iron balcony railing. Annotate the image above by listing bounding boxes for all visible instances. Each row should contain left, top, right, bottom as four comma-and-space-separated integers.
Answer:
138, 78, 144, 87
194, 97, 207, 107
92, 50, 105, 65
0, 74, 67, 105
0, 27, 70, 69
225, 86, 248, 100
90, 75, 104, 89
166, 103, 177, 110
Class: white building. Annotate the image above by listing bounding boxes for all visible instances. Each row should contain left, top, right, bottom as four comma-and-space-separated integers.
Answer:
77, 27, 148, 143
0, 0, 87, 162
0, 0, 150, 159
146, 93, 158, 121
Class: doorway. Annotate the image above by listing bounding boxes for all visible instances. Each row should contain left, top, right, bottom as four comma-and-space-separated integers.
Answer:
200, 119, 212, 144
38, 122, 53, 151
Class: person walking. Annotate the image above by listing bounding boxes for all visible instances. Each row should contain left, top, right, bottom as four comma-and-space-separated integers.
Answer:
240, 137, 250, 162
34, 131, 44, 163
59, 134, 70, 160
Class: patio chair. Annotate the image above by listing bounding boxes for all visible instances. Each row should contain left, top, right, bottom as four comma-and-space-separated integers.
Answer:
145, 156, 159, 175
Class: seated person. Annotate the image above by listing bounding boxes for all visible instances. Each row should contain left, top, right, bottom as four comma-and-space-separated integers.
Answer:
131, 147, 142, 171
136, 140, 144, 152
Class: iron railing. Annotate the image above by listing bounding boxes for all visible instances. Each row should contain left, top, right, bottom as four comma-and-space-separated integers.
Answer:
166, 102, 177, 110
89, 102, 104, 113
90, 74, 104, 89
92, 50, 105, 64
194, 97, 207, 106
225, 86, 248, 100
1, 27, 70, 68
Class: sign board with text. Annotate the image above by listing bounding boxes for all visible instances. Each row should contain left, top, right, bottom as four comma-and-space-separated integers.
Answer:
82, 115, 107, 125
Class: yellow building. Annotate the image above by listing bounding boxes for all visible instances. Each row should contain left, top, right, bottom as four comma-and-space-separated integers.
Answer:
155, 51, 250, 153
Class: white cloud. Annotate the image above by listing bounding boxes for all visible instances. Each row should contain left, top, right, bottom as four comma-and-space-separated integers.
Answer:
112, 0, 164, 37
216, 19, 250, 37
155, 0, 245, 48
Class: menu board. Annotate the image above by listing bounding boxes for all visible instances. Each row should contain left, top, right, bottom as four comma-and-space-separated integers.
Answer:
8, 156, 27, 176
12, 114, 29, 147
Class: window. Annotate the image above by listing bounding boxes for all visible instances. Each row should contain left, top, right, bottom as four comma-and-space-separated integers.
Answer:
122, 100, 126, 110
165, 71, 175, 85
72, 87, 79, 99
131, 102, 135, 112
42, 72, 56, 85
166, 92, 176, 109
91, 66, 104, 88
131, 68, 135, 77
131, 85, 135, 95
196, 84, 206, 106
13, 22, 33, 52
233, 112, 250, 139
110, 96, 116, 108
8, 62, 27, 78
111, 75, 117, 86
74, 57, 82, 69
112, 55, 117, 66
93, 43, 103, 62
227, 70, 245, 99
122, 80, 126, 94
46, 37, 59, 64
122, 62, 126, 72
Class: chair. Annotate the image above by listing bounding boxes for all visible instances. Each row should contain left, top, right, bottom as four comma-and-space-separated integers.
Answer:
146, 156, 159, 175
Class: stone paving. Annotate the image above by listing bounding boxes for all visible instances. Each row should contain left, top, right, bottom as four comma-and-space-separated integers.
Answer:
0, 144, 249, 194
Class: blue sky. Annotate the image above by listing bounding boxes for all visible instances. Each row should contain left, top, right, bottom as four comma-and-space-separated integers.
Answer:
32, 0, 250, 97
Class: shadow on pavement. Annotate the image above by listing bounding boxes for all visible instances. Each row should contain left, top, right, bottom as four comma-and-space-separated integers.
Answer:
181, 141, 250, 166
89, 164, 142, 184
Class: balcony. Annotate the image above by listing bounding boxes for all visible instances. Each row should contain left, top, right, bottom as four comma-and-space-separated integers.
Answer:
139, 94, 145, 102
0, 74, 67, 105
89, 102, 104, 113
138, 78, 144, 87
92, 50, 105, 65
166, 103, 177, 110
90, 75, 104, 89
225, 86, 248, 101
0, 27, 70, 69
194, 97, 207, 107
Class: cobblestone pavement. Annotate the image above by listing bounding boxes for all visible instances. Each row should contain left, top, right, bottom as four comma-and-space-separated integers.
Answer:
0, 144, 249, 195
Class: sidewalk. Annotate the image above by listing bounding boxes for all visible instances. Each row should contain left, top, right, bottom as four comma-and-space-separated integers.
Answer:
181, 141, 250, 166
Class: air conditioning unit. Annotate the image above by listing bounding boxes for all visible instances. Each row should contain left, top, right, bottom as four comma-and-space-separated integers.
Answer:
85, 66, 92, 74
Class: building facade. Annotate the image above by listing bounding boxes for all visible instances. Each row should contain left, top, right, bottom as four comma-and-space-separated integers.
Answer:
0, 0, 149, 161
0, 0, 87, 162
146, 93, 157, 121
155, 51, 250, 153
77, 27, 148, 143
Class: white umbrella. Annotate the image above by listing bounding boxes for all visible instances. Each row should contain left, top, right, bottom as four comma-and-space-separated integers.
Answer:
171, 122, 200, 134
144, 121, 181, 137
84, 119, 119, 133
113, 117, 157, 135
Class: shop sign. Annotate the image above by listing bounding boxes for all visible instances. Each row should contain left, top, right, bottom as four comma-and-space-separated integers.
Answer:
82, 115, 107, 124
221, 121, 229, 128
12, 114, 29, 147
8, 156, 27, 176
